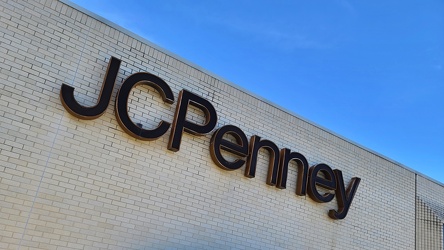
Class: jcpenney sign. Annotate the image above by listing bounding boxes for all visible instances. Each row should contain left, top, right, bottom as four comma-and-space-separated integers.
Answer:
60, 57, 361, 220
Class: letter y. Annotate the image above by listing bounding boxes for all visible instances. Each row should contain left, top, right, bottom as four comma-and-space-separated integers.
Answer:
329, 169, 361, 220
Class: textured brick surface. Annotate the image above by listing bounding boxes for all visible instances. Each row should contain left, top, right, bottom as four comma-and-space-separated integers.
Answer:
0, 0, 442, 249
416, 176, 444, 250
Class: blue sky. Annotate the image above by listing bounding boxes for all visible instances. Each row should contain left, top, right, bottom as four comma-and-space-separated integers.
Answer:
69, 0, 444, 183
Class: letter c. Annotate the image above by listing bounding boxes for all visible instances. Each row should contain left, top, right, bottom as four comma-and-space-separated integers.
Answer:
115, 72, 174, 140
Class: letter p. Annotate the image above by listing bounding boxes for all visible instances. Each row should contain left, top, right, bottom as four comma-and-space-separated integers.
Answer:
168, 90, 218, 151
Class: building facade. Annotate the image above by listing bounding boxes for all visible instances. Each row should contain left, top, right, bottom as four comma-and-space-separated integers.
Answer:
0, 0, 443, 249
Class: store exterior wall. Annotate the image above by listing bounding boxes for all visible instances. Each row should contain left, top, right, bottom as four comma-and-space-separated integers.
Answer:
0, 0, 442, 249
416, 198, 442, 250
416, 175, 444, 250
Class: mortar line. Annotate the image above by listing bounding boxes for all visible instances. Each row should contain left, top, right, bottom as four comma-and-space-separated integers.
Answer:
17, 19, 92, 250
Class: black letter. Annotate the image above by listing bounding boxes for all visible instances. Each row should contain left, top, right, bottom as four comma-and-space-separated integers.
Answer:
328, 170, 361, 220
307, 164, 337, 203
60, 57, 121, 119
168, 90, 218, 151
210, 125, 249, 170
245, 135, 280, 186
115, 72, 175, 140
277, 148, 309, 195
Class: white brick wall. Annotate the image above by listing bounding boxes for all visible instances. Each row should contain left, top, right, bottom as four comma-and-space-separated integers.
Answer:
416, 176, 444, 249
416, 197, 442, 250
0, 0, 442, 249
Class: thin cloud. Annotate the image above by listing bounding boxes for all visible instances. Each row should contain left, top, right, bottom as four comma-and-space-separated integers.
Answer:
337, 0, 358, 17
202, 13, 331, 50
